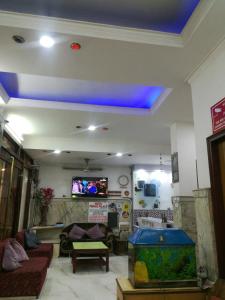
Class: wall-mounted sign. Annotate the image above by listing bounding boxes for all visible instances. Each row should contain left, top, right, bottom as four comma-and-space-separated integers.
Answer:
211, 98, 225, 134
88, 202, 108, 223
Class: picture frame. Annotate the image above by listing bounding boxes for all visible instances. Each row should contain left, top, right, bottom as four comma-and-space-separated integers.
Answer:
171, 152, 179, 183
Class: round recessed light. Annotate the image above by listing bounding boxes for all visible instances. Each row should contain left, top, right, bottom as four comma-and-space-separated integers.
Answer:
40, 35, 55, 48
12, 35, 25, 44
116, 152, 123, 157
88, 125, 96, 131
53, 150, 61, 154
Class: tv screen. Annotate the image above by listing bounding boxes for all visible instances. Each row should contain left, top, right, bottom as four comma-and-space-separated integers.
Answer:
72, 177, 108, 198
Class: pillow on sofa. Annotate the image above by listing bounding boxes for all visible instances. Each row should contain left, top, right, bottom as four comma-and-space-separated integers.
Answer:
10, 239, 29, 262
2, 241, 22, 271
69, 224, 86, 240
86, 224, 105, 239
25, 230, 40, 249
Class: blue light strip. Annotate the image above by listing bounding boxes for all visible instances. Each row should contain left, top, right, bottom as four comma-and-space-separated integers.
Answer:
0, 72, 166, 109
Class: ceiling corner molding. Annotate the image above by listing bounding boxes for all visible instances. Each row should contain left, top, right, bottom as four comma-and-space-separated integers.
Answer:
8, 97, 153, 116
150, 88, 173, 115
0, 10, 183, 47
187, 37, 225, 85
182, 0, 216, 45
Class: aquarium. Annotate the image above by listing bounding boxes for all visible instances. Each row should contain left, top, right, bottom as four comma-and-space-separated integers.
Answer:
128, 228, 197, 288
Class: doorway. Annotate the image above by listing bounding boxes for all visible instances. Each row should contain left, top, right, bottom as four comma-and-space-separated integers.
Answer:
207, 129, 225, 278
0, 150, 23, 239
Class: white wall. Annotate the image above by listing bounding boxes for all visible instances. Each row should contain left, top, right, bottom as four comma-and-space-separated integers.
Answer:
170, 122, 197, 196
133, 167, 172, 210
39, 164, 132, 198
189, 39, 225, 188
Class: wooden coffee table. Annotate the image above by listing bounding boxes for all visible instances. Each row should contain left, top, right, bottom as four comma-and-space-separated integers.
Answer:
72, 241, 109, 273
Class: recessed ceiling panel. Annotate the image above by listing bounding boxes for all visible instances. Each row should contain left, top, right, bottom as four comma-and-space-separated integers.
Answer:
0, 0, 200, 34
0, 72, 166, 109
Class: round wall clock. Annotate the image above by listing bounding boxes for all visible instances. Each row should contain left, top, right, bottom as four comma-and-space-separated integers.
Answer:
118, 175, 129, 187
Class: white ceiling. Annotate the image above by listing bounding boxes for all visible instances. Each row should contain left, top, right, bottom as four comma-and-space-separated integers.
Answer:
26, 149, 171, 168
1, 1, 225, 167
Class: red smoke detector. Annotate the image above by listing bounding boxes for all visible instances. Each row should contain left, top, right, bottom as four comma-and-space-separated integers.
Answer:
70, 42, 81, 51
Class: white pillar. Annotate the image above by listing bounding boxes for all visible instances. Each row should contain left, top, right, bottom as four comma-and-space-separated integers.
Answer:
170, 122, 197, 196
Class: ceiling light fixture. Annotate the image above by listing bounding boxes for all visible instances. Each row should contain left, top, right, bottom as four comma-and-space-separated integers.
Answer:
53, 150, 61, 154
39, 35, 55, 48
88, 125, 96, 131
116, 153, 123, 157
70, 42, 81, 51
12, 35, 25, 44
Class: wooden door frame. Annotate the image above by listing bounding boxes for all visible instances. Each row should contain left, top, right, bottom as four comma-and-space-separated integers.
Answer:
207, 128, 225, 278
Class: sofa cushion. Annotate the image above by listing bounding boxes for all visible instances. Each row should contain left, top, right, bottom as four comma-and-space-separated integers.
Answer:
69, 224, 86, 240
0, 257, 48, 297
27, 243, 53, 267
86, 224, 105, 239
2, 241, 21, 271
25, 230, 40, 249
10, 239, 29, 262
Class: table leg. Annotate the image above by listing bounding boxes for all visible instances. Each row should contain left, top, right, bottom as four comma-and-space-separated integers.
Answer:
72, 255, 77, 273
106, 251, 109, 272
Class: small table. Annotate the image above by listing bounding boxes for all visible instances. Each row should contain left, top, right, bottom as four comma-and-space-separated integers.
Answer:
72, 241, 109, 273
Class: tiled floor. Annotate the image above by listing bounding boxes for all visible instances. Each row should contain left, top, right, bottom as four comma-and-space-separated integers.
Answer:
40, 255, 128, 300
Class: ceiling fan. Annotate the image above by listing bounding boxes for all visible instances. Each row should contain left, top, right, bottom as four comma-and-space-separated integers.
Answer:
62, 158, 103, 172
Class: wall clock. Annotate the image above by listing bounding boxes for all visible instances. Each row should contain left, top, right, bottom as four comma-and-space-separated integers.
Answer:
118, 175, 129, 187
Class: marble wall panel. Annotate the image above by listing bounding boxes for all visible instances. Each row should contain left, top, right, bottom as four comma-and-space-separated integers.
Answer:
194, 188, 218, 281
172, 196, 197, 242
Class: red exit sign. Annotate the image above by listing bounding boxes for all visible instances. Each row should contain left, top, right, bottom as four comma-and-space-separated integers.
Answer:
211, 98, 225, 134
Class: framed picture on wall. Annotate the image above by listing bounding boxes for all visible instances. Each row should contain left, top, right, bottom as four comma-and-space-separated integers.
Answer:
171, 152, 179, 183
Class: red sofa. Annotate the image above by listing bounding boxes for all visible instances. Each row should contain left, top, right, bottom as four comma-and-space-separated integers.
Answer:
0, 239, 49, 298
16, 230, 53, 267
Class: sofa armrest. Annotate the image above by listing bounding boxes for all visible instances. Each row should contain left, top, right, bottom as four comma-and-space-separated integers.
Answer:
59, 232, 68, 241
105, 232, 115, 252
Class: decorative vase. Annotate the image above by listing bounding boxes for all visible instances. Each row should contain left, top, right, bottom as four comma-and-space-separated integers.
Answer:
40, 206, 48, 226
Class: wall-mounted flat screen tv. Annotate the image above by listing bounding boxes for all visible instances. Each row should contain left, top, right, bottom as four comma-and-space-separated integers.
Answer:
72, 177, 108, 198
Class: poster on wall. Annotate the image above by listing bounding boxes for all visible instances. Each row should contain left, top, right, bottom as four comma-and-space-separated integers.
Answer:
211, 98, 225, 134
108, 200, 131, 222
171, 152, 179, 183
88, 202, 108, 223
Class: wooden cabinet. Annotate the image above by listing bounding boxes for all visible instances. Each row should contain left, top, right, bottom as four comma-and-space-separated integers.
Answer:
113, 238, 128, 255
116, 278, 207, 300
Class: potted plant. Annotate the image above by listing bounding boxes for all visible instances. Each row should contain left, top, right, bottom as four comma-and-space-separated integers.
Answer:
35, 187, 55, 226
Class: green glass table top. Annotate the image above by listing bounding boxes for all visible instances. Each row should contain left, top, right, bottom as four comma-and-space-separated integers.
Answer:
73, 241, 108, 250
